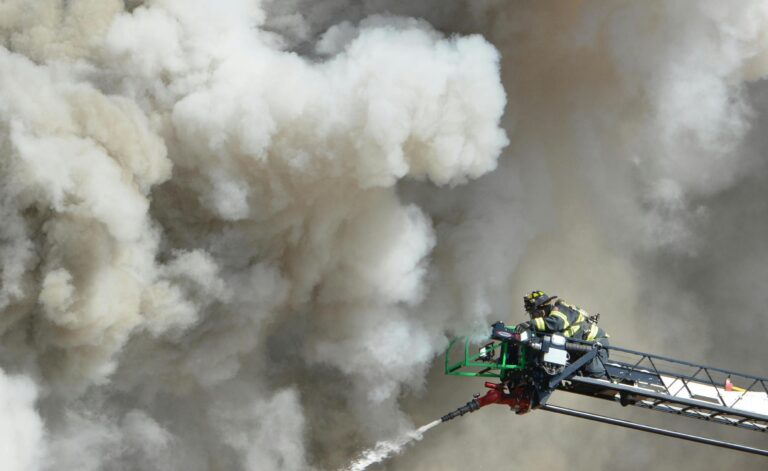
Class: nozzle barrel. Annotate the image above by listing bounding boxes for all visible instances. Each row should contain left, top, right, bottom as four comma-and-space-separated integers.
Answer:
441, 382, 533, 423
440, 399, 480, 422
565, 341, 594, 353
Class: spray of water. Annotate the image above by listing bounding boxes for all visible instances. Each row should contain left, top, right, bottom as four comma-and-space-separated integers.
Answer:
343, 420, 442, 471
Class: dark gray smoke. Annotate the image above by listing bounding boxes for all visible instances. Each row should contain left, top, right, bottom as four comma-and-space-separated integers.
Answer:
1, 1, 767, 470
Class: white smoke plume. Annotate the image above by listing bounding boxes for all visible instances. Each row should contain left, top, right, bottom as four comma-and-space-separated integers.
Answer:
1, 1, 768, 470
1, 0, 507, 469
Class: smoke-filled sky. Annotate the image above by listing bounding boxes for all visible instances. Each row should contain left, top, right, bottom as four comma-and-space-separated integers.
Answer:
1, 1, 768, 470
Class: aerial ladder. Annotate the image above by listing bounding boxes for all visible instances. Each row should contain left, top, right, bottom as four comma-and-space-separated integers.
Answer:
441, 324, 768, 457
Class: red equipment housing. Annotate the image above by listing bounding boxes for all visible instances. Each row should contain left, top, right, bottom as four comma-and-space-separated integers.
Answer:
440, 382, 532, 423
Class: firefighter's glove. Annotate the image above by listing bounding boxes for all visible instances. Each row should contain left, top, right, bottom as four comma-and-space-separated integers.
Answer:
515, 321, 531, 333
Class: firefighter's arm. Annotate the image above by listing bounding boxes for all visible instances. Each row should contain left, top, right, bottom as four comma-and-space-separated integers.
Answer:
531, 310, 570, 332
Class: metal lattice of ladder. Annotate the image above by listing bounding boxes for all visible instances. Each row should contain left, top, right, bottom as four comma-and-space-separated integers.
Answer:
560, 344, 768, 433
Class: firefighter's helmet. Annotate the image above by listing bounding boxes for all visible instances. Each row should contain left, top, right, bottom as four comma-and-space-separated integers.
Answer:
524, 290, 556, 313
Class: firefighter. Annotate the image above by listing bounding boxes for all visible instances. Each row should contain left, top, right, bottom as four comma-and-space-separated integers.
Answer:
518, 290, 610, 378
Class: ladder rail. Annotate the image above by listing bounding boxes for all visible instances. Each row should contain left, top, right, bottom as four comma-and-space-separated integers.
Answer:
633, 400, 767, 432
590, 346, 768, 413
603, 343, 768, 384
540, 404, 768, 457
564, 376, 768, 432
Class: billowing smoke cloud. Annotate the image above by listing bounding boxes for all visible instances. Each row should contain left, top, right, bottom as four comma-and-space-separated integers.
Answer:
1, 0, 508, 469
1, 1, 768, 470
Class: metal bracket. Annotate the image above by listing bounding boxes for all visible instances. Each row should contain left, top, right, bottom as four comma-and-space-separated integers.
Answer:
547, 347, 599, 390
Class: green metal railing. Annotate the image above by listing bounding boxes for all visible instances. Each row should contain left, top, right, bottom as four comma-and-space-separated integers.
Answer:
444, 337, 526, 378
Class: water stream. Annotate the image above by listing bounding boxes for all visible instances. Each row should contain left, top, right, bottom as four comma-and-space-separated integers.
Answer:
342, 420, 442, 471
